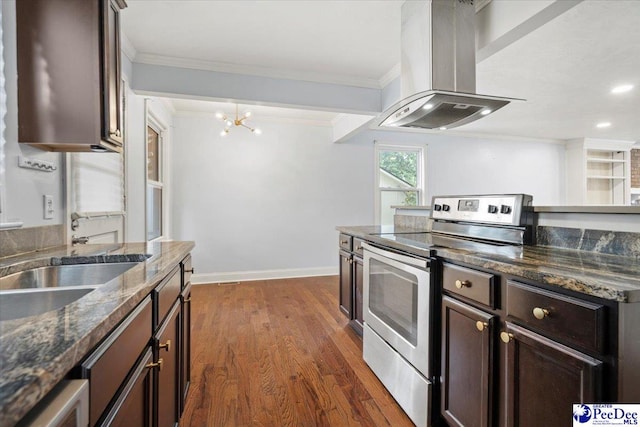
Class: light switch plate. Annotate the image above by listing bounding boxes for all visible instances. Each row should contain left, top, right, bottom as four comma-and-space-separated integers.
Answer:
43, 195, 54, 219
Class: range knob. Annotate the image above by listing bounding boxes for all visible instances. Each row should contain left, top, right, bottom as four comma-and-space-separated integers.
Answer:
488, 205, 498, 214
433, 204, 442, 211
442, 204, 451, 212
500, 205, 512, 214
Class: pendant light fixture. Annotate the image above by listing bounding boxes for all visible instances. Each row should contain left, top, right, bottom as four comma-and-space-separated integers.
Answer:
216, 104, 262, 136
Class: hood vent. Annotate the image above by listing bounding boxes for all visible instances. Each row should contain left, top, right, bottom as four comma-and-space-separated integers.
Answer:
378, 0, 519, 130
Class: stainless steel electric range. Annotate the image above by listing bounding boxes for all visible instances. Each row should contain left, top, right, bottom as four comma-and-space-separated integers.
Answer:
362, 194, 534, 427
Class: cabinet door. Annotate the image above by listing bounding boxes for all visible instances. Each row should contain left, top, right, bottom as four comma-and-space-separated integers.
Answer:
101, 0, 125, 147
100, 348, 154, 427
155, 302, 181, 427
353, 256, 364, 328
502, 322, 603, 427
441, 296, 496, 427
179, 284, 192, 416
339, 250, 353, 319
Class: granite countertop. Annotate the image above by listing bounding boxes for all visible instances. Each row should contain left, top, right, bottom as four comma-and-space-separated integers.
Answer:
0, 241, 195, 427
337, 225, 640, 303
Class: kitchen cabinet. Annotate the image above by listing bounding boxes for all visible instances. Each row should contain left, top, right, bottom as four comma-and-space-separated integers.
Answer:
441, 296, 495, 427
179, 255, 194, 415
16, 0, 127, 152
440, 262, 615, 427
337, 234, 364, 335
501, 322, 602, 427
155, 302, 181, 427
566, 138, 635, 205
74, 257, 192, 426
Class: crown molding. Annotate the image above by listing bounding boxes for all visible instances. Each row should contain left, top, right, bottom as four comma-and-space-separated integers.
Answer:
120, 34, 137, 62
379, 63, 401, 88
172, 110, 333, 127
134, 53, 383, 89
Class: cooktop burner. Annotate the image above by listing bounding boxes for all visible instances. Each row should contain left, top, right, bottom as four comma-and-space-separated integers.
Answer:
378, 232, 524, 259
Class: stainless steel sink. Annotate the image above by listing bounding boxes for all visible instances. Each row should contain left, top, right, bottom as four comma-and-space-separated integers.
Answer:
0, 287, 96, 321
0, 262, 138, 291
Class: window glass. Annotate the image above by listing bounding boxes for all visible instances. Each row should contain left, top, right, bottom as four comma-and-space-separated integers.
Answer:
147, 126, 159, 182
376, 145, 425, 226
147, 186, 162, 241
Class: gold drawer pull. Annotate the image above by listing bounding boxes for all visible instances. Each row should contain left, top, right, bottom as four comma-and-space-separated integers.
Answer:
185, 268, 195, 274
356, 245, 363, 251
183, 297, 192, 303
533, 307, 550, 320
159, 340, 171, 352
455, 279, 471, 289
110, 129, 121, 137
476, 321, 488, 332
340, 240, 349, 245
145, 358, 163, 371
500, 332, 514, 343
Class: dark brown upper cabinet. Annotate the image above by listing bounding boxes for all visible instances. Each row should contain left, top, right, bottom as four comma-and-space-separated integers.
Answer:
16, 0, 127, 153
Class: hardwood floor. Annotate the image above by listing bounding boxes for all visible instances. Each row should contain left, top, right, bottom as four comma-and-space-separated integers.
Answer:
180, 276, 414, 427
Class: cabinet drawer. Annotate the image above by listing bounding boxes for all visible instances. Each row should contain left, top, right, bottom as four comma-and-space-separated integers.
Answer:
353, 238, 365, 257
153, 267, 181, 328
506, 280, 605, 353
442, 263, 496, 308
339, 234, 352, 252
81, 296, 152, 427
182, 255, 193, 288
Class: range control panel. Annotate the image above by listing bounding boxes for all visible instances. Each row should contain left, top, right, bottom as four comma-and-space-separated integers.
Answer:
431, 194, 533, 226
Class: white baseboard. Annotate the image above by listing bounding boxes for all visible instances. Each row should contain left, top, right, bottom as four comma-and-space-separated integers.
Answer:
192, 266, 338, 285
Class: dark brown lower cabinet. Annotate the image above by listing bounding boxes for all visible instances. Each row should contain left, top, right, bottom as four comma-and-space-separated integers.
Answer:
180, 283, 192, 415
101, 348, 154, 427
339, 250, 353, 319
502, 322, 603, 427
353, 256, 364, 329
155, 301, 181, 427
441, 296, 495, 427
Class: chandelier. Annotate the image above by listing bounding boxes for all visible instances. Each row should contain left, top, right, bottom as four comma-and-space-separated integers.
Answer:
216, 104, 262, 136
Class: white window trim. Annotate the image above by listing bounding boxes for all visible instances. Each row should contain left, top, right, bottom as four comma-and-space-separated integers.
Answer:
374, 141, 428, 225
145, 100, 170, 242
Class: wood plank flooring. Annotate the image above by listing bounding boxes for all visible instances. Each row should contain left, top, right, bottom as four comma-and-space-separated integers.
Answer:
180, 276, 414, 427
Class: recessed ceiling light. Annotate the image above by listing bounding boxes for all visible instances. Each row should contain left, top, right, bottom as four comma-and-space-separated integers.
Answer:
480, 109, 492, 116
423, 103, 434, 110
596, 122, 611, 128
439, 126, 447, 130
611, 84, 634, 94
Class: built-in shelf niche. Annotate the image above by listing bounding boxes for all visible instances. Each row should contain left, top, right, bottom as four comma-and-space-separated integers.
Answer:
566, 138, 635, 205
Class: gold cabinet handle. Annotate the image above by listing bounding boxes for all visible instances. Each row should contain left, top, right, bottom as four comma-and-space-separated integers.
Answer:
340, 240, 349, 245
349, 258, 353, 265
185, 268, 194, 274
183, 297, 192, 303
356, 245, 363, 251
159, 340, 171, 352
476, 321, 489, 332
455, 279, 471, 289
533, 307, 550, 320
500, 332, 514, 344
145, 358, 163, 371
110, 129, 121, 137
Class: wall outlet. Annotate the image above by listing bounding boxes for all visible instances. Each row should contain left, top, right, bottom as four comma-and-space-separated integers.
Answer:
43, 195, 54, 219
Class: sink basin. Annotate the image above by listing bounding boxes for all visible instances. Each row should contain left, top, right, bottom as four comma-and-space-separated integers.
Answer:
0, 262, 138, 291
0, 287, 95, 321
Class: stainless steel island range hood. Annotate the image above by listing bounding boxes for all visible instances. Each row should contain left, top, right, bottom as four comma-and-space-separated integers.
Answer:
378, 0, 520, 131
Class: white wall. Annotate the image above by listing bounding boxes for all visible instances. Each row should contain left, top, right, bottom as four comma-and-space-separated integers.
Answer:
171, 115, 373, 282
1, 0, 64, 228
349, 130, 565, 206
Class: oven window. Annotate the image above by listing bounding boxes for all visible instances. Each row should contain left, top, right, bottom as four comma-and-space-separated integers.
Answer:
369, 259, 418, 345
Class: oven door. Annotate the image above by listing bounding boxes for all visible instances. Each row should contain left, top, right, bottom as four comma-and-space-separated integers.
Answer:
362, 243, 431, 377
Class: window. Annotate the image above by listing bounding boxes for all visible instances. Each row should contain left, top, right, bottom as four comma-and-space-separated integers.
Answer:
146, 121, 163, 241
375, 143, 426, 226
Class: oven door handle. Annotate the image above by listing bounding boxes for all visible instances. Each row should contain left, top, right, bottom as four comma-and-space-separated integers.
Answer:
362, 242, 429, 269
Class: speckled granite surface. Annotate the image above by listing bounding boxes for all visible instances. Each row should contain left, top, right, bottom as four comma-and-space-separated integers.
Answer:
0, 241, 194, 427
537, 226, 640, 259
337, 225, 640, 303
